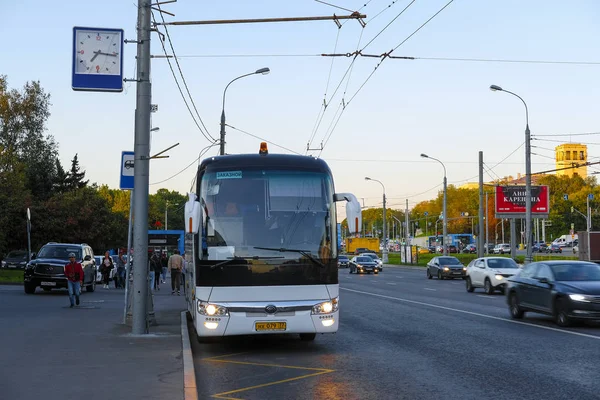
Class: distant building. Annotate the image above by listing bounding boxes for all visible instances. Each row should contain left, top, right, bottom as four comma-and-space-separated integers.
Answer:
459, 143, 589, 189
555, 143, 587, 178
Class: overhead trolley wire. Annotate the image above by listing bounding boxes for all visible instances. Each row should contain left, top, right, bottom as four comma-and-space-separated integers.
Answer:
152, 8, 217, 144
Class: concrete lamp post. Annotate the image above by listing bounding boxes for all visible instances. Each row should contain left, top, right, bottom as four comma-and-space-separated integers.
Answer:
421, 153, 448, 256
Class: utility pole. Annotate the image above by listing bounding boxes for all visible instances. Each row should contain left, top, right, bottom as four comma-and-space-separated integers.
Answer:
587, 194, 593, 232
165, 200, 169, 230
541, 219, 546, 243
502, 219, 505, 243
131, 0, 152, 335
478, 151, 484, 257
382, 192, 388, 262
485, 192, 489, 254
405, 199, 410, 245
510, 219, 517, 259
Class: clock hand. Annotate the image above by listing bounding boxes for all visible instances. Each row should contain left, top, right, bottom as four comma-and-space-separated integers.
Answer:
97, 51, 118, 57
90, 51, 99, 62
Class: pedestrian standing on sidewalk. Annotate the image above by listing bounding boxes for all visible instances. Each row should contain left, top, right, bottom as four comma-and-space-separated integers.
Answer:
161, 252, 168, 284
115, 251, 126, 289
149, 251, 160, 291
101, 251, 114, 289
168, 249, 184, 295
64, 253, 83, 308
150, 251, 162, 290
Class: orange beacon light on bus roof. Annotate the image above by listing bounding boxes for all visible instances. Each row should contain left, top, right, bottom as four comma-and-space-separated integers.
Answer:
259, 142, 268, 155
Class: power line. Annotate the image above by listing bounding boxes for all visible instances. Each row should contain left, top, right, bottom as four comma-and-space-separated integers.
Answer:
320, 0, 455, 153
533, 138, 600, 145
323, 158, 551, 165
368, 0, 402, 24
152, 9, 217, 143
150, 143, 217, 186
306, 26, 343, 152
360, 0, 418, 51
314, 0, 356, 13
533, 131, 600, 137
225, 124, 303, 155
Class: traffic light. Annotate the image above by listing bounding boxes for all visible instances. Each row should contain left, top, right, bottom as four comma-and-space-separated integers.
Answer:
571, 206, 574, 213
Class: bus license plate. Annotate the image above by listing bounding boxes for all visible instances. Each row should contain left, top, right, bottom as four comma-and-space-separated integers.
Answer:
255, 322, 286, 331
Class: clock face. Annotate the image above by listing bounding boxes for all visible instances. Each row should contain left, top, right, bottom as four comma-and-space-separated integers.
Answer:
75, 29, 122, 76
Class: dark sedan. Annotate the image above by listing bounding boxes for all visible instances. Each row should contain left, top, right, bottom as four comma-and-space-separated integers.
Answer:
545, 244, 562, 254
338, 255, 350, 268
1, 250, 29, 269
427, 256, 466, 280
507, 261, 600, 327
349, 256, 378, 274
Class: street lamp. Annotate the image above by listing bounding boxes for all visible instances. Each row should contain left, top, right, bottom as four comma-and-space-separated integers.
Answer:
220, 67, 270, 155
490, 84, 532, 263
421, 153, 448, 256
365, 177, 388, 263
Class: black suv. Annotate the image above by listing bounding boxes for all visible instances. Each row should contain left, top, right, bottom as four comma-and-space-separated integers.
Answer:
24, 243, 97, 294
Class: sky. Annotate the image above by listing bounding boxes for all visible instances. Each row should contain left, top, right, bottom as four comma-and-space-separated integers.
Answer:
2, 0, 600, 217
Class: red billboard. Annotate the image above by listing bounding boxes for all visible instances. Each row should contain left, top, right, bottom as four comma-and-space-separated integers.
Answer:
495, 185, 550, 218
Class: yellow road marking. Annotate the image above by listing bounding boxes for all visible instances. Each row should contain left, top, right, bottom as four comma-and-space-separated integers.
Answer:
211, 370, 333, 398
203, 352, 335, 399
207, 358, 333, 372
202, 352, 248, 361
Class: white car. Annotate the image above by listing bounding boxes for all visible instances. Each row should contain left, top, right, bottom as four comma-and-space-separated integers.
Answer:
465, 257, 520, 294
493, 244, 511, 254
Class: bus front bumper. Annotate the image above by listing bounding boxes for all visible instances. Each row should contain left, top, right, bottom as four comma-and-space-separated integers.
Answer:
195, 307, 339, 337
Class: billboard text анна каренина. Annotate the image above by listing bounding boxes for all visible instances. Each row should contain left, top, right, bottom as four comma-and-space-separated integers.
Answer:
495, 185, 550, 218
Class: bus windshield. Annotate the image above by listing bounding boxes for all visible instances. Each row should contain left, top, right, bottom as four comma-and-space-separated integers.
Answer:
200, 169, 336, 262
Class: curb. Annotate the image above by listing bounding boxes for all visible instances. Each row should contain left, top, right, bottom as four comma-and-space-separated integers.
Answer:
181, 311, 198, 400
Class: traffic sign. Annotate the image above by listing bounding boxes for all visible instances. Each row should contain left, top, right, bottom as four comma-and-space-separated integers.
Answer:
424, 212, 429, 216
563, 194, 569, 201
589, 194, 594, 200
120, 151, 134, 190
460, 212, 465, 217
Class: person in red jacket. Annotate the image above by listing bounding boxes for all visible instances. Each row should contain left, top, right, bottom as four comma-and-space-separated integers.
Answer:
65, 252, 84, 308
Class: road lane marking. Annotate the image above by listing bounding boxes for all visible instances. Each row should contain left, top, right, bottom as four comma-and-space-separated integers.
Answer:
476, 295, 498, 299
386, 282, 397, 285
203, 352, 335, 399
341, 287, 600, 341
424, 288, 437, 291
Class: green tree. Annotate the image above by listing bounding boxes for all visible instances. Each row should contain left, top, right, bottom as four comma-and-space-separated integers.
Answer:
66, 153, 88, 190
148, 189, 187, 230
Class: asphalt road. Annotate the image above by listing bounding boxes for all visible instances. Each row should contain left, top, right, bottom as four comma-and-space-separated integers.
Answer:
190, 266, 600, 400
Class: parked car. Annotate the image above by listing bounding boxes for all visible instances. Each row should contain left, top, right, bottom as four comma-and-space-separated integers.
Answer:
23, 242, 97, 294
545, 244, 562, 254
426, 256, 466, 280
349, 256, 378, 274
354, 247, 371, 255
337, 255, 350, 268
506, 261, 600, 327
1, 250, 29, 269
485, 243, 495, 253
362, 253, 383, 271
462, 244, 477, 254
465, 257, 520, 294
493, 244, 511, 254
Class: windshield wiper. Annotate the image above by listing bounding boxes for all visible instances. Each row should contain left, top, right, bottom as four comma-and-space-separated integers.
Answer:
253, 247, 326, 268
210, 255, 283, 270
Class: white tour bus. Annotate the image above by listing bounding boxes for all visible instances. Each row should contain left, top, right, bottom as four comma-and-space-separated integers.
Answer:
183, 143, 358, 342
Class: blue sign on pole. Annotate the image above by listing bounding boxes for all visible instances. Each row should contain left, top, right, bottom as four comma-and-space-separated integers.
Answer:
589, 194, 594, 200
563, 194, 569, 201
120, 151, 134, 190
72, 27, 124, 92
424, 212, 429, 216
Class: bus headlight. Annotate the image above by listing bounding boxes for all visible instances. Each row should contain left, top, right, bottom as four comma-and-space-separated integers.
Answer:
197, 301, 229, 316
312, 297, 339, 315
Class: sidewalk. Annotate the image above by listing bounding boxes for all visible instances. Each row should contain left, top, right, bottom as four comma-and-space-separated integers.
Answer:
0, 282, 187, 400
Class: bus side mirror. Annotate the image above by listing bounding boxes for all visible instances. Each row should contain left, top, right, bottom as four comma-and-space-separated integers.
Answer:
334, 192, 361, 235
184, 192, 202, 234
